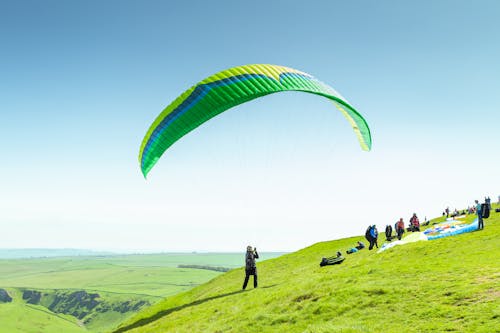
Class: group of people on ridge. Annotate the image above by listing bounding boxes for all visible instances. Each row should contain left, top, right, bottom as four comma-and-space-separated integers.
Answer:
384, 213, 421, 242
243, 195, 496, 286
442, 196, 491, 231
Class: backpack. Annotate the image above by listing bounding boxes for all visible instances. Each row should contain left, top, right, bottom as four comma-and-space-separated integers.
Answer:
481, 203, 490, 219
365, 227, 371, 241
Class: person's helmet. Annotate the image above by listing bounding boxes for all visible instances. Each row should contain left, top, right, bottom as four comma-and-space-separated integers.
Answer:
247, 245, 252, 251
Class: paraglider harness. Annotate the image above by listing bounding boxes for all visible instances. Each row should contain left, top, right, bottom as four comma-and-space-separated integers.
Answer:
481, 203, 490, 219
365, 226, 372, 243
245, 250, 258, 275
320, 251, 345, 267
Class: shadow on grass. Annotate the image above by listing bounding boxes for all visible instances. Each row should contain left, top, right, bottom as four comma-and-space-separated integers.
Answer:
113, 289, 246, 332
261, 284, 279, 289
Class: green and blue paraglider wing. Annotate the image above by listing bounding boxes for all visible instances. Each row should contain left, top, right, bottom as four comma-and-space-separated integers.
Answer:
139, 64, 372, 177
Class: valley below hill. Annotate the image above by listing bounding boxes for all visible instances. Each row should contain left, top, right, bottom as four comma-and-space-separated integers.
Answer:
0, 252, 283, 332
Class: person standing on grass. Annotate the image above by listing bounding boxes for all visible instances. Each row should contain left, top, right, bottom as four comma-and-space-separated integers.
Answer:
396, 218, 405, 240
367, 225, 378, 250
242, 245, 259, 290
385, 224, 393, 241
475, 199, 484, 230
372, 225, 379, 249
365, 226, 373, 249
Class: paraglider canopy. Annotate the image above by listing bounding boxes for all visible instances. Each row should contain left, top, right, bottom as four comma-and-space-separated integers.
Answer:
139, 64, 372, 177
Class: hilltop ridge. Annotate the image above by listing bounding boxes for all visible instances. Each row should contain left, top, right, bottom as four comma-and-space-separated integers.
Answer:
115, 206, 500, 333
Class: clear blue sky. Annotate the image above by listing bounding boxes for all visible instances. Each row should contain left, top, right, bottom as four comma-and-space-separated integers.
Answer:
1, 0, 499, 252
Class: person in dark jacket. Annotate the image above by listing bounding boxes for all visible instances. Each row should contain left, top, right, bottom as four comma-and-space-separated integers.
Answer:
370, 225, 378, 250
242, 245, 259, 290
385, 224, 393, 241
366, 225, 378, 250
365, 226, 372, 247
355, 241, 365, 250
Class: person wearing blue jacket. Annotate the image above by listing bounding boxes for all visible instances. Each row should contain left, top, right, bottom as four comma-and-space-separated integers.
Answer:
365, 225, 378, 250
346, 241, 365, 254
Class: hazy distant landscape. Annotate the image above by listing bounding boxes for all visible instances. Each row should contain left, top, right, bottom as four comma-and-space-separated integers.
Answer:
0, 252, 284, 332
0, 249, 115, 259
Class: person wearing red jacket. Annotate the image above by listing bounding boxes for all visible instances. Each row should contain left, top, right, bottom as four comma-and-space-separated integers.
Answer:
410, 213, 420, 232
396, 218, 405, 240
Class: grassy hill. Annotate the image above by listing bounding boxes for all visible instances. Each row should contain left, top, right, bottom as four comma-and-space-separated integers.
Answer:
115, 205, 500, 333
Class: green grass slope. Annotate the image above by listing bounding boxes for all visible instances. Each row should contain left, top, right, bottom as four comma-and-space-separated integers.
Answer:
115, 206, 500, 333
0, 289, 84, 333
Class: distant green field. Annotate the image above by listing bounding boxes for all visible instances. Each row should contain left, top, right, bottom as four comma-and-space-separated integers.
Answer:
0, 253, 283, 296
0, 252, 284, 332
0, 288, 84, 333
115, 205, 500, 333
